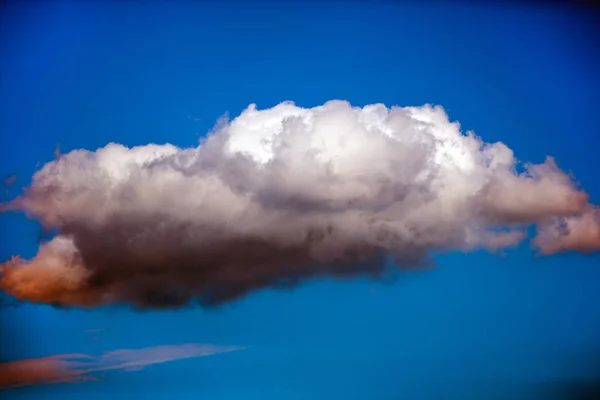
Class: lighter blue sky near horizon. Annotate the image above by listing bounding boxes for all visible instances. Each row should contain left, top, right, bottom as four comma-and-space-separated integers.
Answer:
1, 1, 600, 399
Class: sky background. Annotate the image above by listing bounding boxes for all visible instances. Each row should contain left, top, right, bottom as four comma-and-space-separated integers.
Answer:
1, 1, 600, 399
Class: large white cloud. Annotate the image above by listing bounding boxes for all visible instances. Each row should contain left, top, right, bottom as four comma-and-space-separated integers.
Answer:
1, 100, 598, 308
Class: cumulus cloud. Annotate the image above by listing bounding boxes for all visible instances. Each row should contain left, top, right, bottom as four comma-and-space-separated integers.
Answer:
0, 100, 598, 308
0, 344, 243, 389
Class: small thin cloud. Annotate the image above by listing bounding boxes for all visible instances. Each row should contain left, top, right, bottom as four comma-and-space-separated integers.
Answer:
53, 144, 61, 160
2, 174, 17, 201
2, 174, 16, 188
0, 343, 244, 389
0, 354, 94, 389
84, 328, 105, 341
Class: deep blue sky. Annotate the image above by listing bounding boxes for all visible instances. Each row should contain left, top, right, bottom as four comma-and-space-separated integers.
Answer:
1, 1, 600, 399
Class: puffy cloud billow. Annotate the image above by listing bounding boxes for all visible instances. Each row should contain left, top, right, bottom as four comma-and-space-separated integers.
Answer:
1, 100, 599, 308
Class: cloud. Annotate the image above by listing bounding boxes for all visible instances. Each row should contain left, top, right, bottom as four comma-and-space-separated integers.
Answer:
3, 174, 16, 188
534, 208, 600, 254
0, 354, 93, 389
0, 344, 243, 389
1, 100, 599, 308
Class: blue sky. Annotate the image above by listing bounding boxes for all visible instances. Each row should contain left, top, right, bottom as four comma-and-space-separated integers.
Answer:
1, 1, 599, 399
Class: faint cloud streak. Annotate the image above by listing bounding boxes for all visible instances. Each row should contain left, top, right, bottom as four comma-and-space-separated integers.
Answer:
0, 343, 244, 389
